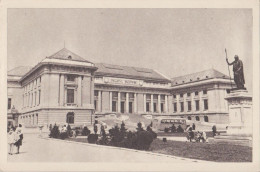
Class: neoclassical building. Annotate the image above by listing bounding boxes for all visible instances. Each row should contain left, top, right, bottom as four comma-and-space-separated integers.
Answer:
7, 48, 234, 128
16, 48, 97, 127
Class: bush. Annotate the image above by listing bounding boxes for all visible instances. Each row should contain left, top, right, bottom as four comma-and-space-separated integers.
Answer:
109, 125, 124, 146
49, 124, 60, 138
146, 126, 157, 139
164, 127, 169, 133
82, 126, 91, 136
135, 131, 154, 150
177, 125, 184, 133
98, 126, 108, 145
88, 134, 98, 144
60, 132, 69, 140
137, 122, 144, 132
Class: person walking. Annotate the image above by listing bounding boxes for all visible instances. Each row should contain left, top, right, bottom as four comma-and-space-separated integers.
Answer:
8, 128, 16, 155
212, 125, 217, 137
192, 123, 196, 130
14, 128, 23, 154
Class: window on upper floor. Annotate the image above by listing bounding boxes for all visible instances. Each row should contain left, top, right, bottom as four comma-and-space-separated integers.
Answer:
195, 91, 199, 96
173, 103, 177, 112
8, 98, 11, 110
67, 89, 74, 103
187, 93, 191, 97
180, 102, 184, 112
195, 100, 200, 111
188, 101, 191, 111
173, 94, 176, 99
180, 93, 183, 98
203, 90, 207, 94
67, 75, 75, 82
204, 99, 208, 110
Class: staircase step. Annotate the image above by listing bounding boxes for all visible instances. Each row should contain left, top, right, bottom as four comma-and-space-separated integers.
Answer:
214, 135, 252, 140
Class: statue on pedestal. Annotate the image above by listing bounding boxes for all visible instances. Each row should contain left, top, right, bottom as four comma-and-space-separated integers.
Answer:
226, 55, 245, 89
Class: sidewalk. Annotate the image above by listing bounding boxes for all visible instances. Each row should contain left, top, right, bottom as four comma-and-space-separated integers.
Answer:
7, 133, 206, 162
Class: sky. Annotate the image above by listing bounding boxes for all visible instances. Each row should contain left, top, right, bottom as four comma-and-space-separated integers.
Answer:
7, 8, 252, 92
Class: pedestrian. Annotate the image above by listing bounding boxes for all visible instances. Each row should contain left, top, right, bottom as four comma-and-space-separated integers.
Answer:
192, 123, 196, 130
202, 131, 207, 143
14, 128, 23, 154
212, 125, 217, 137
7, 128, 15, 155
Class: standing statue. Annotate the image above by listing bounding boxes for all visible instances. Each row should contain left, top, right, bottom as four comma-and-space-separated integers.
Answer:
226, 55, 245, 89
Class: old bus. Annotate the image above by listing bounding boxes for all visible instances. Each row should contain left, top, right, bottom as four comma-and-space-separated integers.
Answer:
152, 117, 187, 132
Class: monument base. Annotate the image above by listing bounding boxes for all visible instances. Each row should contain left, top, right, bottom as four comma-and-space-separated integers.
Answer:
210, 89, 252, 147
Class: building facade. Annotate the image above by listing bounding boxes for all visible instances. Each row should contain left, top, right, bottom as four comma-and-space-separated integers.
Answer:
16, 48, 97, 128
170, 69, 234, 124
7, 48, 234, 128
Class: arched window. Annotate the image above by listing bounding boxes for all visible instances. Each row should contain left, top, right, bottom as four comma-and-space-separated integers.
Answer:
204, 116, 209, 122
66, 112, 74, 124
187, 116, 191, 120
195, 116, 200, 121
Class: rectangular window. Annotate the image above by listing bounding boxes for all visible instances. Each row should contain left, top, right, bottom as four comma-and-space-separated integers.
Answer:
67, 89, 74, 103
8, 98, 11, 109
94, 90, 98, 97
94, 100, 97, 110
173, 94, 176, 99
203, 90, 207, 94
187, 93, 191, 97
204, 99, 208, 110
38, 90, 41, 105
180, 102, 184, 112
35, 92, 37, 106
146, 102, 150, 112
188, 101, 191, 111
195, 91, 199, 96
67, 75, 75, 82
196, 100, 200, 111
180, 94, 183, 98
112, 101, 117, 112
174, 103, 177, 112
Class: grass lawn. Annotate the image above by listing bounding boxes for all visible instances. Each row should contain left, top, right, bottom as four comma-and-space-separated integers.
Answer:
149, 139, 252, 162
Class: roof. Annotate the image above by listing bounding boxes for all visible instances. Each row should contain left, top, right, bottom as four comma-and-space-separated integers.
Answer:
47, 48, 92, 63
95, 63, 171, 83
7, 66, 32, 77
171, 68, 230, 86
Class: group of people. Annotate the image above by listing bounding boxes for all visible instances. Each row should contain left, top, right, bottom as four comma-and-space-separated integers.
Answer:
185, 124, 207, 143
7, 124, 23, 155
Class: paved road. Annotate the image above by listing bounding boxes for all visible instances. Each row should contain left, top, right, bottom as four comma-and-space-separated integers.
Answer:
7, 134, 201, 162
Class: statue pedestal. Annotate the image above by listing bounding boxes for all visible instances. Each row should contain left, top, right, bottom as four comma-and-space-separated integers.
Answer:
225, 90, 252, 136
210, 90, 252, 147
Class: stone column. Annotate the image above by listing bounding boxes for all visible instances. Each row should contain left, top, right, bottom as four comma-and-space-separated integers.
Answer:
77, 76, 82, 106
59, 75, 65, 106
134, 93, 137, 113
143, 94, 146, 112
126, 92, 129, 113
109, 92, 112, 112
158, 94, 161, 113
150, 94, 154, 113
98, 91, 102, 112
165, 95, 168, 113
118, 92, 121, 113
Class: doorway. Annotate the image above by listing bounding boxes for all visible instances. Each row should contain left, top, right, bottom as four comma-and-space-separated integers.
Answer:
121, 101, 125, 113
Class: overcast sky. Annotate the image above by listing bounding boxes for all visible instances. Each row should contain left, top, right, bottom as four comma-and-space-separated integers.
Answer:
7, 8, 252, 91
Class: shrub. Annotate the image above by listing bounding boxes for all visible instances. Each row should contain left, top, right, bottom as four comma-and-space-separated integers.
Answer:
109, 125, 124, 146
146, 126, 157, 139
60, 132, 69, 140
82, 126, 91, 136
137, 122, 144, 132
164, 127, 169, 133
177, 125, 184, 133
88, 134, 98, 144
136, 131, 154, 150
49, 124, 60, 138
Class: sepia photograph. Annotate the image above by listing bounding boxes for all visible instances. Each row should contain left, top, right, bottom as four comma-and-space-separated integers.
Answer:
0, 0, 259, 171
